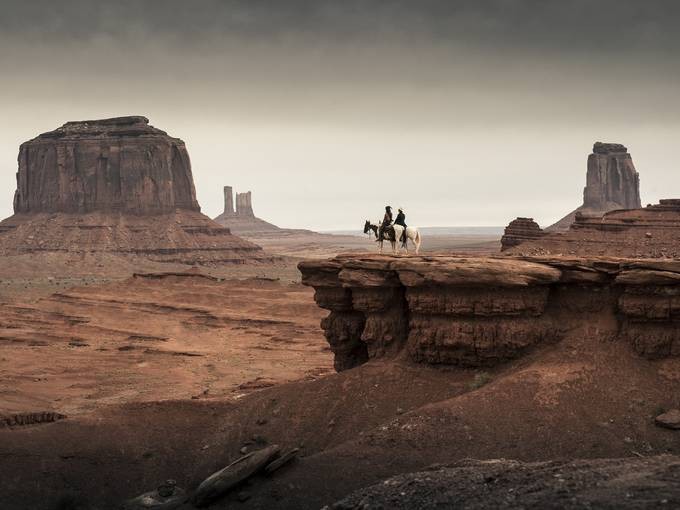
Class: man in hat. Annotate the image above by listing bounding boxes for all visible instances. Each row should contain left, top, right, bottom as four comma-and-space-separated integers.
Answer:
394, 207, 407, 244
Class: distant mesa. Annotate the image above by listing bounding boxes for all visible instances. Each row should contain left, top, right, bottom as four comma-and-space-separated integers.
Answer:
0, 116, 269, 264
546, 141, 641, 232
13, 115, 200, 215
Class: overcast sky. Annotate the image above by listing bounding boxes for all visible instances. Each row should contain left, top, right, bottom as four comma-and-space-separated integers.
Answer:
1, 0, 679, 230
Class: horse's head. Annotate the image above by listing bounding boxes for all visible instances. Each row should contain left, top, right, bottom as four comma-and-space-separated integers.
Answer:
363, 220, 371, 234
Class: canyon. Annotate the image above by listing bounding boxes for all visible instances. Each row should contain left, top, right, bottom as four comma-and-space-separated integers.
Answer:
0, 125, 678, 509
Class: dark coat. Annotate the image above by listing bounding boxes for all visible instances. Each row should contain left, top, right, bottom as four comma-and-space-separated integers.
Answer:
394, 211, 407, 227
382, 211, 393, 227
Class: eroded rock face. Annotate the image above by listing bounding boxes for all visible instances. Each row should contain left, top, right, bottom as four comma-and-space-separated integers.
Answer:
235, 191, 254, 217
299, 254, 680, 370
14, 116, 200, 215
500, 217, 544, 251
506, 199, 680, 259
584, 142, 641, 211
545, 142, 641, 232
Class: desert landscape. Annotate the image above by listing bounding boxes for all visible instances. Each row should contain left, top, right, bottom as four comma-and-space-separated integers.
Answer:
2, 2, 680, 510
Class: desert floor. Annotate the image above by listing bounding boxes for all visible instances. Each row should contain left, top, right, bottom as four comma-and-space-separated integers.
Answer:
2, 232, 678, 509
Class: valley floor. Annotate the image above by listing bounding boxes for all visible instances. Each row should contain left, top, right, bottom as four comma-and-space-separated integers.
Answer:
0, 240, 679, 509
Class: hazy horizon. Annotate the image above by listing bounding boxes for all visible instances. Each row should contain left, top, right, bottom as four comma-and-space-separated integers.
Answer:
2, 0, 679, 231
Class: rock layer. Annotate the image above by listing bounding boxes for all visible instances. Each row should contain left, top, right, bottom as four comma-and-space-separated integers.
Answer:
506, 199, 680, 259
299, 254, 680, 370
500, 217, 544, 251
547, 142, 641, 231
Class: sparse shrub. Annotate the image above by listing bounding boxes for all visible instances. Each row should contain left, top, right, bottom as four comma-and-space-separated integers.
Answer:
468, 371, 492, 390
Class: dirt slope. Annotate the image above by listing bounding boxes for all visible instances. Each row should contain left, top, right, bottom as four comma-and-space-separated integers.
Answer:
332, 456, 680, 509
1, 316, 679, 509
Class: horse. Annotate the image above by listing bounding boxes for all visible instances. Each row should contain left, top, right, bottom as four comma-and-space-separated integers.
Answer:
363, 220, 422, 255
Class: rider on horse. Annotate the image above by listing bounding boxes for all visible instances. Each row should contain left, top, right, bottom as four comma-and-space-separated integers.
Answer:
377, 206, 394, 242
394, 207, 407, 243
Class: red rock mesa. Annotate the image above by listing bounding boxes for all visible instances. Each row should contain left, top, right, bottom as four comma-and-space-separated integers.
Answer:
0, 116, 268, 264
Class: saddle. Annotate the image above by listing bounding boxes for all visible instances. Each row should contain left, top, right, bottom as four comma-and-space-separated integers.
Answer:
379, 225, 396, 242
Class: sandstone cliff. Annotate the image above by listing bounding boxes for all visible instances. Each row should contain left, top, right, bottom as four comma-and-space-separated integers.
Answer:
299, 254, 680, 371
13, 116, 200, 215
547, 142, 641, 231
0, 117, 269, 264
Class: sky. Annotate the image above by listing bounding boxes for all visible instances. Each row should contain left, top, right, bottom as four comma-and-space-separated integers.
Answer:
1, 0, 679, 231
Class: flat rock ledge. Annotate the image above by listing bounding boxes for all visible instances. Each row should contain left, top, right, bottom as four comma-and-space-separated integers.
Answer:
299, 254, 680, 370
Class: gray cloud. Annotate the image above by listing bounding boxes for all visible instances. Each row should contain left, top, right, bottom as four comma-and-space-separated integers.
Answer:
0, 1, 679, 229
2, 0, 680, 53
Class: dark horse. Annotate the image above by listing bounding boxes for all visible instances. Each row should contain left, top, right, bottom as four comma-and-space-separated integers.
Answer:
363, 219, 379, 239
364, 219, 400, 254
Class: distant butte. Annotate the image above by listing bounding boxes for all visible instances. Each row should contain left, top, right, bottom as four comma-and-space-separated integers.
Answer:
499, 141, 680, 258
214, 185, 316, 236
214, 186, 281, 234
546, 141, 641, 231
0, 116, 270, 264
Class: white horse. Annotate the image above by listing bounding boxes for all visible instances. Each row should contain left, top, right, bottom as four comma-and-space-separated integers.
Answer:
364, 220, 422, 255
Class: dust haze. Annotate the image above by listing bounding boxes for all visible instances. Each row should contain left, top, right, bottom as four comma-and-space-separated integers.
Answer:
1, 0, 679, 230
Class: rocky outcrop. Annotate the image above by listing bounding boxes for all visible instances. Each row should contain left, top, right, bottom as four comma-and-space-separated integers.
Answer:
500, 217, 544, 251
235, 191, 254, 217
332, 456, 680, 509
223, 186, 235, 215
0, 210, 268, 264
585, 142, 641, 211
299, 254, 680, 371
506, 199, 680, 259
13, 116, 200, 215
0, 117, 270, 264
547, 142, 641, 231
214, 186, 282, 234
